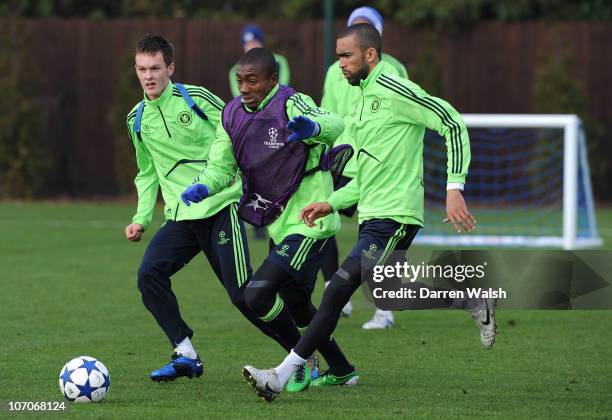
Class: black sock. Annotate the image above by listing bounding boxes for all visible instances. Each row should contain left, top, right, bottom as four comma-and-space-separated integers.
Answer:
295, 259, 362, 361
317, 337, 354, 377
291, 304, 353, 377
265, 307, 302, 348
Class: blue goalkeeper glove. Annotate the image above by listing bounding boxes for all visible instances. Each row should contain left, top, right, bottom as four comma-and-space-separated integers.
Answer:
286, 116, 320, 142
181, 184, 209, 206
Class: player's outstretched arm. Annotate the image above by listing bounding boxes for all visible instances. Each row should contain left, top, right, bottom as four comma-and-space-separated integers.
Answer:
127, 114, 159, 233
286, 116, 320, 142
286, 93, 344, 146
388, 77, 470, 185
444, 189, 476, 233
193, 123, 239, 197
300, 202, 333, 227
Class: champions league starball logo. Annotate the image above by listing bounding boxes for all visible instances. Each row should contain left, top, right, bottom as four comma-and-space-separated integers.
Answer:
276, 244, 291, 258
264, 127, 283, 149
362, 243, 379, 261
268, 127, 278, 142
217, 230, 230, 245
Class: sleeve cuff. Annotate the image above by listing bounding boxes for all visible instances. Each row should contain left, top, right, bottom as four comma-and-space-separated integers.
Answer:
132, 217, 150, 231
326, 196, 341, 212
311, 122, 321, 138
446, 182, 464, 191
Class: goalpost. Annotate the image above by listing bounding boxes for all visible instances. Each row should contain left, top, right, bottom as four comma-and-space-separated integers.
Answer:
415, 114, 603, 250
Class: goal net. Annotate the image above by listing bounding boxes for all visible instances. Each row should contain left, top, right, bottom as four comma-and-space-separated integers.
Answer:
415, 114, 602, 250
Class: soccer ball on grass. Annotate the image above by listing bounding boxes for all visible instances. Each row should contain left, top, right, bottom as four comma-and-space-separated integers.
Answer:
59, 356, 110, 403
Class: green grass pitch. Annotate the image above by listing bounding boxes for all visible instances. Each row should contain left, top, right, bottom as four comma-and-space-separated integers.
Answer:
1, 203, 611, 418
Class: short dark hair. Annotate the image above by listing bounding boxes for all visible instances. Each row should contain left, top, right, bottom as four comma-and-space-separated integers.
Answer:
135, 34, 174, 66
338, 23, 382, 58
237, 47, 278, 78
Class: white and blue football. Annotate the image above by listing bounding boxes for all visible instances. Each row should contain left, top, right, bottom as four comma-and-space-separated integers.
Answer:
59, 356, 110, 403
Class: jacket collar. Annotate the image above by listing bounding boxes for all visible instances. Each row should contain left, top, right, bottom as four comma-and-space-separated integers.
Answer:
360, 60, 386, 91
144, 80, 174, 107
243, 83, 280, 113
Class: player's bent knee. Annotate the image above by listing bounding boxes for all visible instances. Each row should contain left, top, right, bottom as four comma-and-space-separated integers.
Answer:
323, 278, 354, 305
244, 260, 289, 317
136, 262, 156, 291
329, 257, 361, 287
321, 258, 361, 311
243, 281, 276, 316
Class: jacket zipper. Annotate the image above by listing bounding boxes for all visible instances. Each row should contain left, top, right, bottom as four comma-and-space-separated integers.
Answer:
359, 95, 365, 121
173, 202, 179, 221
157, 107, 172, 138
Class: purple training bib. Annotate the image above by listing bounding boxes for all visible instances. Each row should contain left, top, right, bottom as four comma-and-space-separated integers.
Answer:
222, 85, 312, 227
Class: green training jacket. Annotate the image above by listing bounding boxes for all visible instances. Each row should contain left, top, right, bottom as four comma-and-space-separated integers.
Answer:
326, 61, 470, 227
321, 53, 408, 178
126, 81, 242, 231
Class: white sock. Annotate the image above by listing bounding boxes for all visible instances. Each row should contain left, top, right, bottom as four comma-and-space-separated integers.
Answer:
275, 350, 306, 385
376, 309, 394, 320
174, 336, 197, 359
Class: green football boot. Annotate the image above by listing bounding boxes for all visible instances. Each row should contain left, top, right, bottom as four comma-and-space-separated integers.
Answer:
311, 370, 359, 387
285, 365, 311, 392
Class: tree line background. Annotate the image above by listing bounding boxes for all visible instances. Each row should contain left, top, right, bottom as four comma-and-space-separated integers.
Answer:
1, 0, 611, 201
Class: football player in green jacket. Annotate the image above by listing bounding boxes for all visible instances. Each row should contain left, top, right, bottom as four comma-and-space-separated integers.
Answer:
319, 6, 409, 329
125, 34, 289, 382
242, 24, 496, 402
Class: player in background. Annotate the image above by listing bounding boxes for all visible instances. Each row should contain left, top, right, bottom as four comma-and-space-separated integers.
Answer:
125, 34, 290, 382
182, 47, 357, 397
320, 6, 408, 329
228, 25, 290, 98
242, 24, 496, 402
